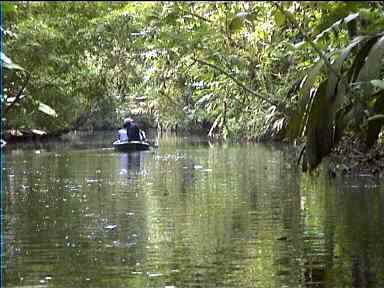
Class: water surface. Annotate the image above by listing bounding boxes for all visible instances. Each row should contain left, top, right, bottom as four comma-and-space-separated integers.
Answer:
3, 132, 384, 287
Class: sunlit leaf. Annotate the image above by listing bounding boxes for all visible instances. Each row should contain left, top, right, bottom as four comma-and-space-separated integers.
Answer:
273, 10, 286, 27
370, 80, 384, 90
208, 113, 222, 137
234, 11, 258, 26
195, 93, 214, 106
367, 114, 384, 122
1, 52, 24, 71
37, 101, 58, 118
3, 2, 17, 14
31, 129, 47, 135
294, 41, 306, 49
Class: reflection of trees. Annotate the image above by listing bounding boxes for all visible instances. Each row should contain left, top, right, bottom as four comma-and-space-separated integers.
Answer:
3, 149, 151, 287
141, 144, 306, 287
5, 139, 384, 288
337, 179, 383, 288
142, 144, 384, 288
299, 173, 384, 288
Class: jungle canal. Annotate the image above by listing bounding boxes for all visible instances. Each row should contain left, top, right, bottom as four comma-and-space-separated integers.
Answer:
2, 132, 384, 288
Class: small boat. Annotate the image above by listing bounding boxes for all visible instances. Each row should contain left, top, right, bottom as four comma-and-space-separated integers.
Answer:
113, 140, 150, 152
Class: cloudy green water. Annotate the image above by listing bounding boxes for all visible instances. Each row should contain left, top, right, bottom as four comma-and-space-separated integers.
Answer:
2, 132, 384, 288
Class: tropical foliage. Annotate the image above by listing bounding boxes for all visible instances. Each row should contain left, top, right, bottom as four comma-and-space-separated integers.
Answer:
2, 1, 384, 170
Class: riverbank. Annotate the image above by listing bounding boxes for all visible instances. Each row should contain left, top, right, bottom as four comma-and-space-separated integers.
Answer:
327, 135, 384, 177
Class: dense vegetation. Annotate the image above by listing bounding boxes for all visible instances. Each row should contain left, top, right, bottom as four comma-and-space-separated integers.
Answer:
2, 2, 384, 170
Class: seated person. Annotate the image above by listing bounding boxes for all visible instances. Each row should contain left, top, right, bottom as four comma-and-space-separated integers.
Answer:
117, 120, 129, 142
118, 117, 147, 142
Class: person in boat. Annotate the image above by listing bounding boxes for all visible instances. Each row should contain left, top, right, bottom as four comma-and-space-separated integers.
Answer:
117, 119, 129, 142
118, 117, 146, 142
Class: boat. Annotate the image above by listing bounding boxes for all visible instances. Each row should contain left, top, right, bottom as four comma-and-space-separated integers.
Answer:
113, 140, 150, 152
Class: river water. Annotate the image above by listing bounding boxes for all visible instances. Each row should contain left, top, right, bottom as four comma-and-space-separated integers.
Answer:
2, 132, 384, 288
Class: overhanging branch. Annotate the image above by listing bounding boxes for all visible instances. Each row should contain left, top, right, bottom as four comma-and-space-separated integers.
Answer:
179, 8, 212, 23
193, 58, 288, 114
5, 71, 31, 113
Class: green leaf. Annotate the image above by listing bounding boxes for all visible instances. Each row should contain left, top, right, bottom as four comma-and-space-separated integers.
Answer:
164, 12, 178, 25
357, 35, 384, 82
273, 10, 286, 27
2, 2, 17, 14
300, 60, 324, 98
327, 35, 367, 99
229, 55, 241, 66
37, 101, 58, 118
334, 78, 347, 110
294, 13, 361, 49
96, 24, 105, 33
315, 13, 359, 43
229, 16, 243, 33
145, 13, 160, 23
348, 35, 380, 83
305, 80, 334, 171
367, 114, 384, 122
287, 60, 325, 139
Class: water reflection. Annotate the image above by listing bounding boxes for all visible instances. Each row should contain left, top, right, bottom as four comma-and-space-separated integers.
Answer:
118, 151, 146, 180
2, 134, 384, 288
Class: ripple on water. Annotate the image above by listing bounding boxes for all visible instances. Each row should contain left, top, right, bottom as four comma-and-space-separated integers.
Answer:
4, 135, 384, 288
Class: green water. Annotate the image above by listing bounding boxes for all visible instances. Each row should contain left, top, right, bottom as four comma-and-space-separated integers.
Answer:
3, 132, 384, 287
